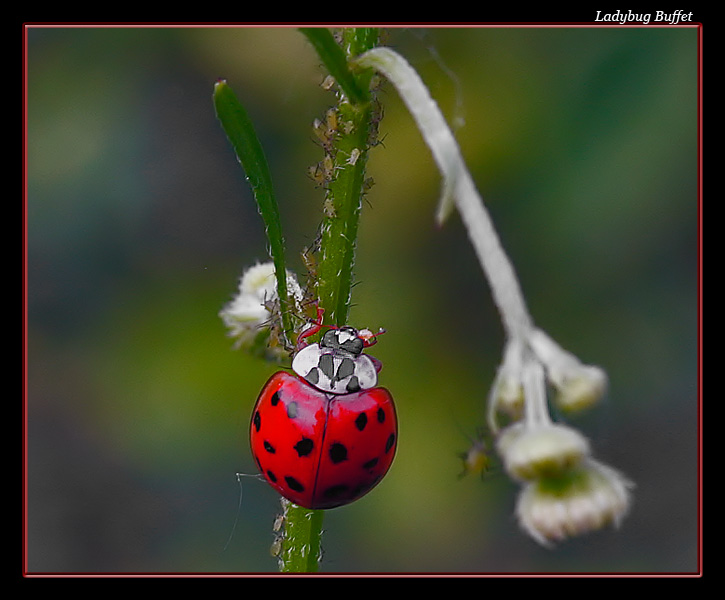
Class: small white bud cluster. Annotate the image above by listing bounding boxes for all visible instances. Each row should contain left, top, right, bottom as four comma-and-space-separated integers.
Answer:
489, 336, 633, 547
488, 331, 609, 432
515, 459, 633, 547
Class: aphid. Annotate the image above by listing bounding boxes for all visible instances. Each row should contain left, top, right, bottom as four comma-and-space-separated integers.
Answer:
346, 148, 361, 166
312, 117, 335, 152
321, 75, 336, 91
323, 197, 336, 219
458, 429, 492, 480
307, 163, 327, 188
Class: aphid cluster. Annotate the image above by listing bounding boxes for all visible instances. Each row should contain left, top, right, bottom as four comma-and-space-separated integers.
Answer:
307, 107, 344, 192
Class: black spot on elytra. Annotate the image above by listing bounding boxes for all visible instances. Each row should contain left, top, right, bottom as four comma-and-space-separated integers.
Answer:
294, 437, 314, 457
323, 484, 349, 499
264, 440, 276, 454
362, 457, 379, 469
285, 476, 305, 493
354, 412, 368, 431
253, 411, 261, 432
385, 433, 396, 453
329, 442, 348, 464
351, 480, 374, 498
267, 470, 277, 483
377, 407, 386, 423
270, 391, 281, 406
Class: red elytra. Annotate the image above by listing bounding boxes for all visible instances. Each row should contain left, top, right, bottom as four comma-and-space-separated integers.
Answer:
250, 371, 397, 510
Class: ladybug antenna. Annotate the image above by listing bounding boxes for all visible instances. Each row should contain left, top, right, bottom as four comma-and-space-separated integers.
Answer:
359, 327, 386, 348
295, 305, 333, 350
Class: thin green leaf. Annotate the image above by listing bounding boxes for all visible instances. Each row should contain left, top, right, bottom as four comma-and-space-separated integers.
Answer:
213, 79, 292, 340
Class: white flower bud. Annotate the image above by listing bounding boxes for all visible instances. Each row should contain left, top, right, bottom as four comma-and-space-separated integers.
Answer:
553, 364, 608, 413
528, 328, 607, 413
492, 373, 525, 420
497, 422, 591, 481
487, 340, 527, 432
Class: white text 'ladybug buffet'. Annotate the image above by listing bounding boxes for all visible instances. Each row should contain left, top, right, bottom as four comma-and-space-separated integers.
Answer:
250, 318, 397, 510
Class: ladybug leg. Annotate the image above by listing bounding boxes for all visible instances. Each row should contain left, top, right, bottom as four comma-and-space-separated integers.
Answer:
296, 305, 326, 350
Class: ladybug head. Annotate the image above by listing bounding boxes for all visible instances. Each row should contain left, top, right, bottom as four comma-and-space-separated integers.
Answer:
320, 326, 365, 356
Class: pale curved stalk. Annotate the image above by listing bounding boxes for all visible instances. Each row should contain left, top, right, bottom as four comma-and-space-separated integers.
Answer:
353, 48, 534, 343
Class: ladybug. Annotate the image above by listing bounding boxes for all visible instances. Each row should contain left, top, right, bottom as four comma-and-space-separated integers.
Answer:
249, 314, 397, 510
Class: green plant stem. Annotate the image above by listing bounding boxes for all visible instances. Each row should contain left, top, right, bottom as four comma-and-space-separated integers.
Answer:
307, 27, 379, 327
279, 501, 325, 573
316, 102, 374, 326
275, 28, 380, 574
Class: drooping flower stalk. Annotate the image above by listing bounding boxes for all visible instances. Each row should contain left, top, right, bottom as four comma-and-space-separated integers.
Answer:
354, 47, 534, 344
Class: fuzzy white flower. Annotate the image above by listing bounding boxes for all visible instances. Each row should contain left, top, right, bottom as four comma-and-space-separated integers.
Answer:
515, 459, 634, 547
219, 262, 304, 351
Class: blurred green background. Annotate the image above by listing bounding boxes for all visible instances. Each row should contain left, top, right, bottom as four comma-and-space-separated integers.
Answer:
26, 26, 698, 573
